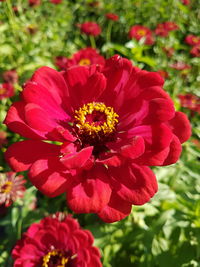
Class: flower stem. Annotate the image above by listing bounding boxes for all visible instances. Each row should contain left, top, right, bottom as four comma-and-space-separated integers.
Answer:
89, 35, 96, 49
106, 20, 113, 44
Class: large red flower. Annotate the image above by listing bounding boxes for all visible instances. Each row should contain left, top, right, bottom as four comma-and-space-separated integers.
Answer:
129, 25, 154, 45
55, 48, 105, 70
12, 213, 102, 267
4, 55, 191, 222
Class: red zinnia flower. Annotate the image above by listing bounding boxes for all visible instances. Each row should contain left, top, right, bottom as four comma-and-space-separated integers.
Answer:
55, 48, 105, 70
0, 83, 15, 100
178, 94, 200, 113
105, 13, 119, 21
0, 172, 26, 207
67, 47, 105, 68
190, 44, 200, 57
155, 22, 179, 37
50, 0, 62, 4
185, 35, 200, 46
4, 55, 191, 222
181, 0, 190, 5
12, 213, 102, 266
79, 22, 101, 36
29, 0, 41, 6
3, 69, 18, 84
129, 25, 154, 45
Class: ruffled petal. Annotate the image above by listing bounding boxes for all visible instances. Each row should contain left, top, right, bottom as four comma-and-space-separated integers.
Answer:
168, 111, 191, 143
4, 102, 46, 139
30, 66, 69, 107
5, 140, 60, 172
62, 65, 106, 110
29, 157, 70, 197
67, 165, 112, 213
162, 135, 182, 165
97, 192, 132, 223
110, 163, 158, 205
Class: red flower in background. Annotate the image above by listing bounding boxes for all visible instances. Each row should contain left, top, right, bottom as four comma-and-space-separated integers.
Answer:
0, 172, 26, 207
190, 44, 200, 57
181, 0, 190, 5
4, 55, 191, 222
12, 213, 102, 267
105, 13, 119, 21
0, 83, 15, 100
155, 22, 179, 37
178, 94, 200, 114
55, 48, 105, 70
129, 25, 154, 45
3, 69, 18, 84
29, 0, 41, 6
54, 56, 69, 70
185, 35, 200, 46
79, 22, 101, 36
50, 0, 62, 4
170, 62, 191, 70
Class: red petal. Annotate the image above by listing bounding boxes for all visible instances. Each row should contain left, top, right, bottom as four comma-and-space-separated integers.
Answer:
144, 98, 175, 123
5, 140, 60, 172
60, 146, 93, 169
120, 136, 145, 159
4, 101, 46, 139
30, 66, 69, 107
62, 66, 106, 110
168, 111, 191, 143
67, 165, 111, 213
162, 135, 182, 165
110, 163, 158, 205
29, 157, 69, 197
97, 192, 132, 223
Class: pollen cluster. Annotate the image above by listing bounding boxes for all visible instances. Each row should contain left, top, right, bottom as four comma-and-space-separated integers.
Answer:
42, 250, 69, 267
74, 102, 119, 142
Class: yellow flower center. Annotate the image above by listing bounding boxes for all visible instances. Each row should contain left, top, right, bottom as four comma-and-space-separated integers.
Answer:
192, 37, 199, 43
42, 250, 69, 267
0, 86, 6, 95
79, 58, 91, 66
137, 29, 146, 36
74, 102, 119, 144
0, 181, 13, 193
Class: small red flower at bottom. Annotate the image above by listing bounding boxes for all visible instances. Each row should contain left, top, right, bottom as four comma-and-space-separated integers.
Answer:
0, 172, 26, 207
12, 213, 102, 267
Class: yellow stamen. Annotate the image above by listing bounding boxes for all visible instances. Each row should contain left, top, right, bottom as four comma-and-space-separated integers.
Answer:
137, 29, 146, 36
0, 86, 6, 95
79, 58, 91, 66
42, 250, 69, 267
74, 102, 118, 140
1, 181, 13, 193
